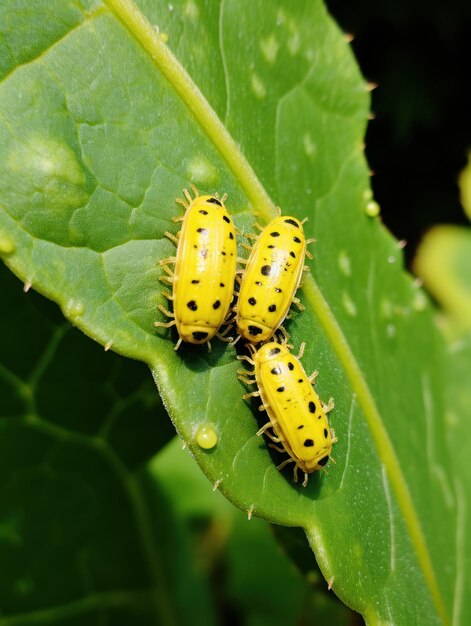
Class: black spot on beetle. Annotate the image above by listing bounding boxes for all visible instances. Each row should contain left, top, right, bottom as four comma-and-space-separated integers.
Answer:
229, 232, 234, 239
261, 265, 271, 276
271, 367, 281, 375
187, 300, 198, 311
275, 288, 282, 293
199, 209, 208, 215
248, 297, 256, 306
293, 236, 301, 243
223, 215, 230, 223
213, 300, 221, 309
191, 279, 200, 284
268, 304, 276, 312
304, 438, 314, 447
207, 197, 222, 206
277, 386, 285, 392
318, 456, 329, 466
298, 378, 303, 383
270, 231, 280, 237
255, 281, 262, 286
297, 424, 304, 430
197, 228, 208, 234
267, 244, 275, 249
268, 347, 281, 356
284, 218, 299, 227
192, 331, 208, 340
309, 401, 316, 413
222, 251, 226, 256
220, 282, 225, 287
248, 325, 263, 336
290, 251, 296, 258
324, 428, 328, 438
288, 362, 294, 370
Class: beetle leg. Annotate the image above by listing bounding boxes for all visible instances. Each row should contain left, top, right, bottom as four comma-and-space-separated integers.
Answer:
277, 457, 294, 470
323, 398, 335, 414
296, 342, 306, 360
174, 337, 182, 351
242, 390, 260, 400
159, 275, 174, 285
161, 264, 175, 277
164, 231, 179, 245
157, 304, 174, 318
257, 421, 276, 436
155, 319, 176, 329
264, 431, 281, 444
293, 296, 305, 311
238, 376, 256, 385
237, 354, 255, 365
245, 232, 258, 241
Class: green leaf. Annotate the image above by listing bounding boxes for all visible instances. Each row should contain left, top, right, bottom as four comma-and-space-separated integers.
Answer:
413, 154, 471, 333
0, 1, 464, 624
151, 437, 355, 626
0, 264, 219, 625
0, 263, 353, 625
414, 149, 471, 334
445, 331, 471, 626
414, 225, 471, 332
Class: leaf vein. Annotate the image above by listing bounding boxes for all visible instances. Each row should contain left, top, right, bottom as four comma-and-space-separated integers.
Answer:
338, 394, 356, 490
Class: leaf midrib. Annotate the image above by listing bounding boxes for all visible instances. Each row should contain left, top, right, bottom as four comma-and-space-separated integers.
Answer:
100, 0, 448, 622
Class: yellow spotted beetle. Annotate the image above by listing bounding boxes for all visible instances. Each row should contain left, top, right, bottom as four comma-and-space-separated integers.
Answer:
236, 215, 313, 343
238, 341, 336, 487
155, 186, 237, 350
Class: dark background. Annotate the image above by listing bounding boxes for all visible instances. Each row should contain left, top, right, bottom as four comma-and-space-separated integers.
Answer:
326, 0, 471, 265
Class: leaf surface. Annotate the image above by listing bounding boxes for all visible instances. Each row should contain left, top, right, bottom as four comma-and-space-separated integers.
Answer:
0, 265, 218, 625
445, 331, 471, 626
0, 1, 465, 624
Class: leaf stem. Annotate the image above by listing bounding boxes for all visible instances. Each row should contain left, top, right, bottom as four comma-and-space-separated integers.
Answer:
102, 0, 276, 216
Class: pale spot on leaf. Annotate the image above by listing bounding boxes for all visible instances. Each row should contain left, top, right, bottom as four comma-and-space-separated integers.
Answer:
260, 34, 279, 64
251, 73, 267, 99
187, 155, 219, 187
